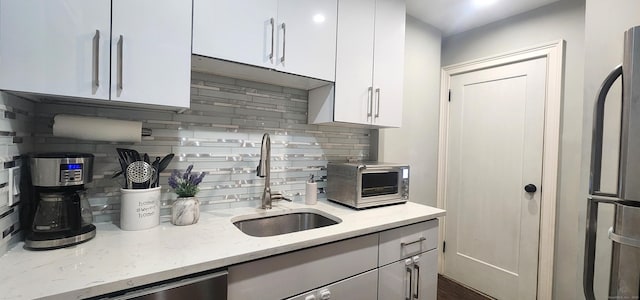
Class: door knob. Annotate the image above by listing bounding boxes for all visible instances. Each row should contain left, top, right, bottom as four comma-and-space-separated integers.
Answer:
524, 184, 537, 193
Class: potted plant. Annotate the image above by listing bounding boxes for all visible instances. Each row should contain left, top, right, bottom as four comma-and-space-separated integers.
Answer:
168, 165, 206, 226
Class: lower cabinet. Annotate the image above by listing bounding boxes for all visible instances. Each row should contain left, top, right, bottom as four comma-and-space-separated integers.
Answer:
378, 249, 438, 300
227, 233, 379, 299
287, 269, 379, 300
228, 219, 439, 300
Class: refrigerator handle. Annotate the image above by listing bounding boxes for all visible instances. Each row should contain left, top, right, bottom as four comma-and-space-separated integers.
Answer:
590, 65, 622, 196
583, 195, 619, 300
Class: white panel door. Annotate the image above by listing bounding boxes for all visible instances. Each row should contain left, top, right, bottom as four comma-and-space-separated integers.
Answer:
371, 0, 405, 127
444, 57, 546, 299
111, 0, 191, 108
275, 0, 337, 81
0, 0, 111, 100
192, 0, 278, 69
332, 0, 375, 125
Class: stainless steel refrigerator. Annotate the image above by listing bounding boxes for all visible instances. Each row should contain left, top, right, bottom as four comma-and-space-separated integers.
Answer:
584, 25, 640, 300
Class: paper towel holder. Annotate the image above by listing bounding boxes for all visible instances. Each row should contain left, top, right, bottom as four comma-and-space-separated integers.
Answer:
50, 114, 153, 142
49, 118, 152, 135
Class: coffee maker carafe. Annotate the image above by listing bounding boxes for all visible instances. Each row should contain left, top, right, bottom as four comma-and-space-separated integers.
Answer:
25, 153, 96, 250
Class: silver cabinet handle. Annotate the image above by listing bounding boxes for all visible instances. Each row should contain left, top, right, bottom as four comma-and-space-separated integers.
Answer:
413, 264, 420, 299
375, 88, 381, 118
280, 23, 286, 63
405, 266, 413, 300
92, 30, 100, 88
401, 237, 426, 256
367, 87, 373, 118
117, 35, 124, 91
269, 18, 275, 61
401, 237, 426, 248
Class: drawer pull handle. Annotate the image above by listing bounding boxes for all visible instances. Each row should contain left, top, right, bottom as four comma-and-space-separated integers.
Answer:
401, 237, 426, 248
401, 237, 426, 255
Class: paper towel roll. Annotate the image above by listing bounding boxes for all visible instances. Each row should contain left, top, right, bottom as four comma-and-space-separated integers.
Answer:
53, 114, 142, 143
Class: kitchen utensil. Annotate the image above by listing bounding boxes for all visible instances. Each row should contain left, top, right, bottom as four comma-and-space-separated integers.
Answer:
126, 161, 153, 189
157, 153, 174, 173
143, 153, 150, 164
155, 153, 174, 187
151, 157, 160, 188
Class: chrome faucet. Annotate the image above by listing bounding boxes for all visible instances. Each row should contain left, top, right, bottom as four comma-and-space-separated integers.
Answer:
257, 133, 290, 209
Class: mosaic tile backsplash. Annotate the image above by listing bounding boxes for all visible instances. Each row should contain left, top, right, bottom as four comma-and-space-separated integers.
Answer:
0, 92, 34, 256
33, 72, 372, 223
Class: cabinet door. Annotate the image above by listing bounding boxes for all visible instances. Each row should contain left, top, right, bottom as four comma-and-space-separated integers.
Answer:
111, 0, 191, 108
228, 233, 378, 300
371, 0, 405, 127
378, 250, 437, 300
275, 0, 337, 81
332, 0, 375, 125
0, 0, 111, 100
193, 0, 278, 69
287, 269, 378, 300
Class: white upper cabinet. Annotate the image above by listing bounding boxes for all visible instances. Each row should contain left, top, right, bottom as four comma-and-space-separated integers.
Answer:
274, 0, 337, 81
332, 0, 376, 125
309, 0, 406, 127
371, 0, 405, 127
0, 1, 111, 100
192, 0, 337, 82
193, 0, 278, 69
110, 0, 192, 107
0, 0, 191, 109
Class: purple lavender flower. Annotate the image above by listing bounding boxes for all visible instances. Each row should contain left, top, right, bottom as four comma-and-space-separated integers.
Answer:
168, 164, 206, 198
183, 165, 193, 180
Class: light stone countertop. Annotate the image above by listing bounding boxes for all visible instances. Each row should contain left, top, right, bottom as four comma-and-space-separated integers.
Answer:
0, 200, 445, 300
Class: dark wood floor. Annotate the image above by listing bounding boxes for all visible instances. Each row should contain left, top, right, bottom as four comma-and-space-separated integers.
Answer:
438, 274, 495, 300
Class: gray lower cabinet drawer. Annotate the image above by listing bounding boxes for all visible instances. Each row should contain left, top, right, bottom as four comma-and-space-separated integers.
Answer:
227, 233, 379, 300
378, 219, 439, 266
286, 269, 378, 300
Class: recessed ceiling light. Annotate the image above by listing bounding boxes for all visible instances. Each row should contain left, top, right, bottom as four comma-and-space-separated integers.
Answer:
473, 0, 497, 7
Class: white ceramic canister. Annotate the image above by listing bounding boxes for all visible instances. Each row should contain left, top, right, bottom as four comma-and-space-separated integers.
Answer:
120, 186, 161, 231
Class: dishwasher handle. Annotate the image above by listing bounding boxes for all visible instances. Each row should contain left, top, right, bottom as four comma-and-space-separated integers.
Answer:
111, 270, 228, 300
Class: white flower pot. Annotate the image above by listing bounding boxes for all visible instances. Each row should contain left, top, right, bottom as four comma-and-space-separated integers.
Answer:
171, 197, 200, 226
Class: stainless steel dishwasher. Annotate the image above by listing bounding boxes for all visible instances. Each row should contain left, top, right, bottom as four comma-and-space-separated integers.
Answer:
107, 270, 227, 300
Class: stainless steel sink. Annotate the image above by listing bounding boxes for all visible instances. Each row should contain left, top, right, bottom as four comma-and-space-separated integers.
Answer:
233, 211, 341, 237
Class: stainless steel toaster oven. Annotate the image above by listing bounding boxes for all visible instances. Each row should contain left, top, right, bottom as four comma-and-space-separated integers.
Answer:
327, 162, 409, 209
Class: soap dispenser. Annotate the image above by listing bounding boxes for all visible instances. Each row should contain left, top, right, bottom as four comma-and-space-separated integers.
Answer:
305, 174, 317, 205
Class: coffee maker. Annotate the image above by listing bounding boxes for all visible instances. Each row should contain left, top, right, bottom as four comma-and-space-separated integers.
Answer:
24, 152, 96, 250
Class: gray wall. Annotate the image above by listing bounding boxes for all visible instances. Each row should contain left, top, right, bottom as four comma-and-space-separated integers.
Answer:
441, 1, 585, 299
579, 0, 640, 298
378, 16, 442, 207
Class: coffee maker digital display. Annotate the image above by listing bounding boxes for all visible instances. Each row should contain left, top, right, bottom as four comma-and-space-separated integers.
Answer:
25, 153, 96, 250
62, 164, 82, 170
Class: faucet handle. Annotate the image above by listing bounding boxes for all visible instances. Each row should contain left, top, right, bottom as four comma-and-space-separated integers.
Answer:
271, 193, 292, 202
